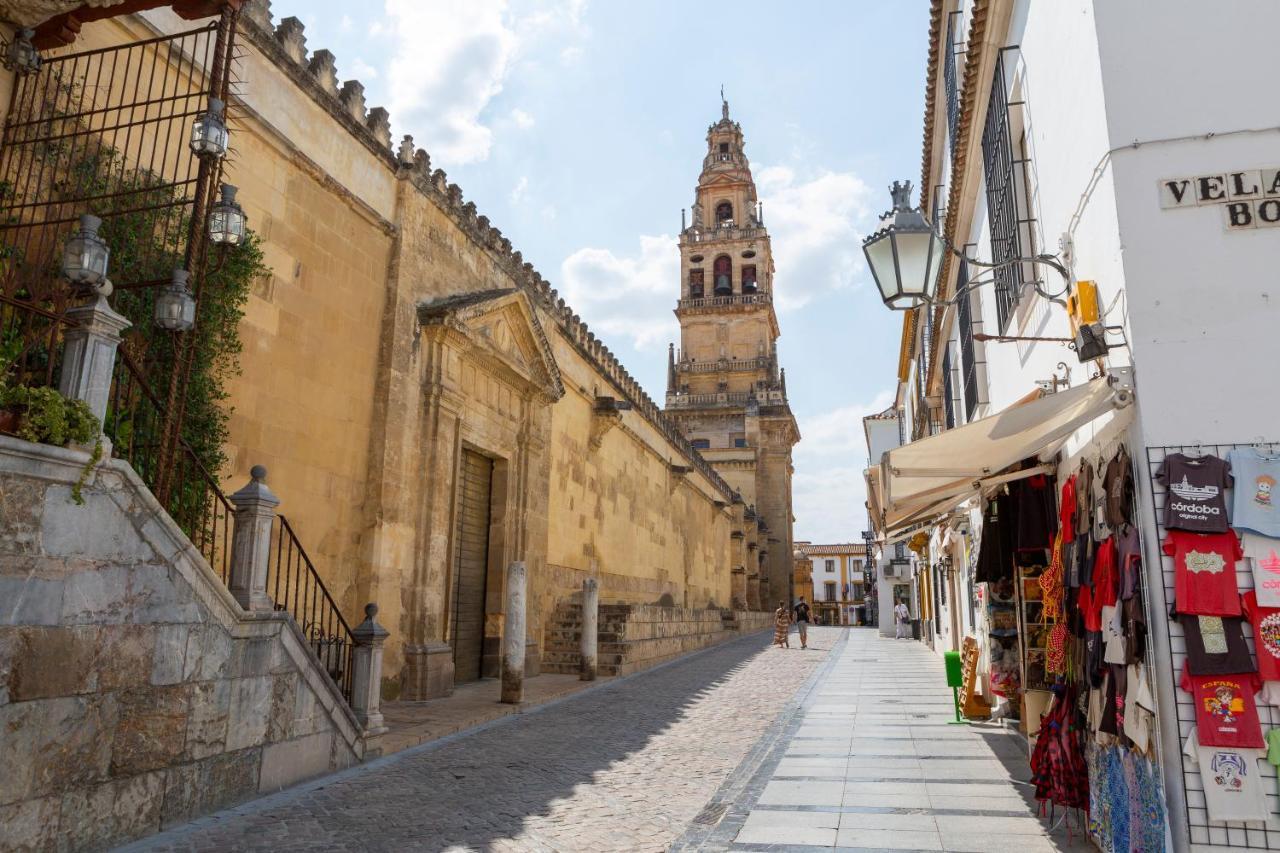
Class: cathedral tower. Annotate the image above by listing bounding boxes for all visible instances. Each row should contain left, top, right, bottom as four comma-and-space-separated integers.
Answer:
664, 97, 800, 607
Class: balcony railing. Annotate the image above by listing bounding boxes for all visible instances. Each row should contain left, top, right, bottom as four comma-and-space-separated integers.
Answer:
680, 224, 767, 244
677, 293, 772, 310
676, 356, 774, 374
665, 388, 788, 409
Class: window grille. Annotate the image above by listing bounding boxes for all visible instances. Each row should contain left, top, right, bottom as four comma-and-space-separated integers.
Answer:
942, 344, 955, 430
981, 54, 1028, 331
944, 11, 963, 151
956, 260, 980, 421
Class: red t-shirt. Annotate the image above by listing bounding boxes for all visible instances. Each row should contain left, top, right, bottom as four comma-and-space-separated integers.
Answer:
1243, 591, 1280, 682
1060, 475, 1077, 536
1078, 537, 1118, 632
1165, 530, 1244, 616
1180, 663, 1264, 748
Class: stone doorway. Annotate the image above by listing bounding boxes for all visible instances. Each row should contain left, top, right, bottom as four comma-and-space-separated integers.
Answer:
451, 449, 494, 683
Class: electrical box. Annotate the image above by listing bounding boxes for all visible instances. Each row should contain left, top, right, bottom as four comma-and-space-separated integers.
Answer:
1067, 280, 1100, 335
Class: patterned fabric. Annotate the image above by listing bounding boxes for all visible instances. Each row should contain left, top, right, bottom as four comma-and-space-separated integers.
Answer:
1041, 530, 1066, 620
773, 608, 789, 644
1031, 684, 1090, 812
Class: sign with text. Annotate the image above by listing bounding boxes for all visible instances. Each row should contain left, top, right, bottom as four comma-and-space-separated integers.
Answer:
1158, 168, 1280, 230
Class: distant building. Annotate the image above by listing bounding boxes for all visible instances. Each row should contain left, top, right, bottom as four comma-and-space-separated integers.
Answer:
797, 543, 869, 625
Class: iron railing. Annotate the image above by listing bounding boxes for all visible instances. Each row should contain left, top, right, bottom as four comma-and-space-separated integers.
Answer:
676, 355, 774, 374
944, 11, 963, 152
271, 514, 355, 702
941, 343, 955, 430
677, 293, 771, 310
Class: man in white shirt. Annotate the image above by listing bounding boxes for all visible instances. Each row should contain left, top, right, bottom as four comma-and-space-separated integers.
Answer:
894, 600, 911, 639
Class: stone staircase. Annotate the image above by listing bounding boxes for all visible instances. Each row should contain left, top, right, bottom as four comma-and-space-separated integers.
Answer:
542, 601, 772, 678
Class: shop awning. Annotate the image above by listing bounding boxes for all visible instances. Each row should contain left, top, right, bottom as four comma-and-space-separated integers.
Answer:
879, 376, 1126, 539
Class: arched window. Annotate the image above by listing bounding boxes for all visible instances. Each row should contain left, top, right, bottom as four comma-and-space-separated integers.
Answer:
715, 202, 733, 225
741, 265, 757, 293
713, 255, 732, 295
688, 269, 704, 299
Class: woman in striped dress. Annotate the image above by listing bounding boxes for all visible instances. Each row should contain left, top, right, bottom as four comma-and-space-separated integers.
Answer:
773, 601, 791, 648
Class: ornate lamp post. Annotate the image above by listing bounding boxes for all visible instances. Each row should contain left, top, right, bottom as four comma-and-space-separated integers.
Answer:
61, 214, 111, 294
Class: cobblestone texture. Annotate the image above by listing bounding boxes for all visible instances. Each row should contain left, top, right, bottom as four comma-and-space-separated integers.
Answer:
126, 628, 834, 852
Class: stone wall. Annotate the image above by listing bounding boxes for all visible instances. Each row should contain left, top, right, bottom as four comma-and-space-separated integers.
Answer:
0, 437, 365, 851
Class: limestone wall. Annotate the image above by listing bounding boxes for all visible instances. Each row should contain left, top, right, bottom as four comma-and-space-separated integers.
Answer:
0, 437, 364, 851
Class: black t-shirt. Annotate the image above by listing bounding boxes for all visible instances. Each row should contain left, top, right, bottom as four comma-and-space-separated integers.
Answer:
793, 603, 810, 622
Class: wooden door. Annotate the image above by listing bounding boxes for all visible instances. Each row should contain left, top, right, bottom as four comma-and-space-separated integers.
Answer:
451, 450, 493, 682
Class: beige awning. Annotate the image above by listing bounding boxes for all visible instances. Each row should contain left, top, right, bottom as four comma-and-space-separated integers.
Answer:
879, 376, 1126, 538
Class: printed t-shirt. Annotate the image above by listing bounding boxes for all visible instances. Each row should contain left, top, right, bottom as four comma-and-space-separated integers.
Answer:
1184, 729, 1270, 823
1079, 538, 1118, 631
1180, 662, 1264, 748
1124, 662, 1156, 755
1243, 591, 1280, 682
1102, 605, 1126, 666
1165, 530, 1243, 617
1115, 524, 1142, 601
1228, 448, 1280, 537
1156, 452, 1232, 532
1243, 532, 1280, 608
1178, 614, 1254, 675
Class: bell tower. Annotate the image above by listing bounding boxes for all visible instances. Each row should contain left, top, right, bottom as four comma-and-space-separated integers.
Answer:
664, 96, 800, 608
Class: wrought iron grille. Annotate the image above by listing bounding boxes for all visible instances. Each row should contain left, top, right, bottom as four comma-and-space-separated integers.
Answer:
981, 54, 1024, 332
0, 23, 227, 385
941, 343, 955, 430
956, 259, 980, 421
944, 11, 962, 151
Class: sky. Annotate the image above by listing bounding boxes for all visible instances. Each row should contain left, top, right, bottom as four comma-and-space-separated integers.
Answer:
269, 0, 929, 543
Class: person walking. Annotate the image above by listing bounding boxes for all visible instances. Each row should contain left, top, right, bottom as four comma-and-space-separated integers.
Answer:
894, 598, 911, 639
793, 596, 811, 649
772, 600, 791, 648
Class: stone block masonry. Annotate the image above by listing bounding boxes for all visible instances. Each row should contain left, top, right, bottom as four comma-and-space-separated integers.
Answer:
0, 436, 366, 851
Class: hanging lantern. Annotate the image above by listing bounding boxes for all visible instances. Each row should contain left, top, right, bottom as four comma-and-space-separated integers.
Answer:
862, 181, 946, 311
61, 214, 110, 292
3, 28, 41, 76
189, 97, 229, 158
208, 183, 246, 246
154, 269, 197, 332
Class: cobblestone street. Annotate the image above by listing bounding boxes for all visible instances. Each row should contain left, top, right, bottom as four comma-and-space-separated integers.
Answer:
124, 630, 834, 852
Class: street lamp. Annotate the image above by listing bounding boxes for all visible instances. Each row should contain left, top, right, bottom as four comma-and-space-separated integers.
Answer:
208, 183, 246, 246
3, 28, 41, 75
861, 180, 1070, 312
154, 269, 197, 332
190, 97, 229, 159
862, 181, 946, 310
61, 214, 110, 293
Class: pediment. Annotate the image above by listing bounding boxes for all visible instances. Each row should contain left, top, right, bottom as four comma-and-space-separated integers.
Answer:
417, 288, 565, 401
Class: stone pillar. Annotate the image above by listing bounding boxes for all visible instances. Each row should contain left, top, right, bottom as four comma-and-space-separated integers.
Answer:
58, 293, 131, 429
580, 577, 599, 681
747, 573, 761, 612
228, 465, 279, 612
731, 566, 747, 612
351, 603, 390, 735
500, 561, 527, 704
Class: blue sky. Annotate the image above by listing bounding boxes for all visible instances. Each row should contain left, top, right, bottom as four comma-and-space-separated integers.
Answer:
269, 0, 929, 542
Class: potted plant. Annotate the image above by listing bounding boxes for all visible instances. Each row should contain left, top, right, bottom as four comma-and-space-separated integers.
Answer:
0, 384, 103, 503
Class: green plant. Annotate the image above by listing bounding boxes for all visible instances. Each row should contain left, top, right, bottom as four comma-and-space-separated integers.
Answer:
0, 384, 103, 504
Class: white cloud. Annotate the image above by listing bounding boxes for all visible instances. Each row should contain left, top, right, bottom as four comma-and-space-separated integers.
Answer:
340, 14, 354, 32
560, 235, 678, 351
793, 390, 895, 543
349, 58, 378, 80
756, 165, 875, 311
560, 45, 584, 64
510, 175, 529, 204
381, 0, 587, 166
509, 108, 536, 129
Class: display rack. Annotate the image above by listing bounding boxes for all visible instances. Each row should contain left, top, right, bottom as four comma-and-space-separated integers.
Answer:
1146, 442, 1280, 850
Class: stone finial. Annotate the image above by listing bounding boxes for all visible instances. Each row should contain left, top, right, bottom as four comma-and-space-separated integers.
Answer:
366, 107, 392, 148
446, 184, 463, 208
59, 294, 131, 435
228, 466, 280, 613
339, 80, 366, 122
499, 237, 512, 255
476, 214, 490, 235
431, 169, 448, 193
307, 49, 338, 95
275, 16, 307, 64
243, 0, 272, 30
397, 135, 416, 166
461, 201, 477, 223
510, 250, 523, 268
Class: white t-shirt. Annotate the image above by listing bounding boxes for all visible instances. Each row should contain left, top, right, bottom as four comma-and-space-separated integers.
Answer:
1124, 663, 1156, 754
1184, 730, 1271, 823
894, 603, 909, 623
1102, 605, 1127, 665
1243, 532, 1280, 607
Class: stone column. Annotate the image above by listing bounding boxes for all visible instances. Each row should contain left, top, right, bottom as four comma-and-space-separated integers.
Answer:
228, 465, 279, 612
731, 566, 747, 611
351, 603, 390, 735
58, 293, 131, 429
746, 573, 761, 612
500, 561, 527, 704
580, 577, 599, 681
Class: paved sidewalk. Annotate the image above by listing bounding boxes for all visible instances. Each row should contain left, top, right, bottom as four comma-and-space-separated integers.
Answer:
120, 628, 833, 852
684, 628, 1093, 852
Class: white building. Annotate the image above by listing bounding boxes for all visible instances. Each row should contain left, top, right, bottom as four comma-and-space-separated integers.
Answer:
798, 543, 868, 624
865, 1, 1280, 848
